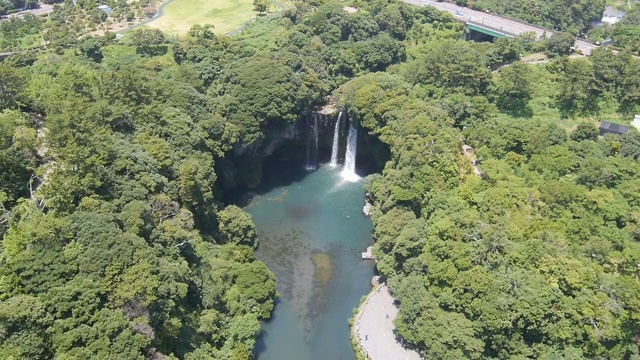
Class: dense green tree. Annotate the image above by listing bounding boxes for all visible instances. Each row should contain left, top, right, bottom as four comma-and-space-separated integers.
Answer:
130, 28, 166, 57
611, 6, 640, 55
217, 205, 258, 248
494, 61, 534, 117
0, 110, 36, 206
472, 0, 604, 35
213, 55, 317, 142
80, 37, 103, 62
0, 63, 26, 110
545, 31, 575, 57
0, 295, 52, 359
620, 129, 640, 160
1, 1, 639, 359
406, 39, 491, 96
253, 0, 270, 14
571, 122, 599, 142
557, 57, 598, 115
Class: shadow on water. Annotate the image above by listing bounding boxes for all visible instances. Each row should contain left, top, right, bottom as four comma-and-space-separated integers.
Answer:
253, 332, 268, 355
285, 203, 317, 219
226, 155, 312, 207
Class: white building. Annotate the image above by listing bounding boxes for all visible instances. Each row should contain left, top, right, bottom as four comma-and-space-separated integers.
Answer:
97, 5, 112, 16
602, 6, 625, 25
631, 115, 640, 131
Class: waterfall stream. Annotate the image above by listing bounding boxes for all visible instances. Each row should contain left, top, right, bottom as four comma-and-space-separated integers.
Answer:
341, 122, 359, 181
330, 111, 342, 166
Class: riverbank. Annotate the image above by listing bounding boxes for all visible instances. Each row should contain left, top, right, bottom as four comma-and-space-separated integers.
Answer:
352, 283, 423, 360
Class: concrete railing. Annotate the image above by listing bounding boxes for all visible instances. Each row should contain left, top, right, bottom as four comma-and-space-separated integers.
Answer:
466, 20, 518, 37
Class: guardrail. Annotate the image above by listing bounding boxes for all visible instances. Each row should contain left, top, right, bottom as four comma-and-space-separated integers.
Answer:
434, 0, 598, 43
466, 20, 518, 37
437, 0, 555, 33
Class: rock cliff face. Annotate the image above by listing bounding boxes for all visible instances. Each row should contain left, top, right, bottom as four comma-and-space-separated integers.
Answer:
233, 111, 337, 158
223, 108, 389, 192
363, 193, 373, 217
226, 110, 339, 190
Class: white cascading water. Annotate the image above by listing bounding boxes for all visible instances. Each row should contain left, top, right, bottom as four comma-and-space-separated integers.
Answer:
341, 122, 359, 181
330, 111, 342, 166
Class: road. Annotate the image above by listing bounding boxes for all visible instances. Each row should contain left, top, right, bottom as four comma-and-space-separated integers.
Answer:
1, 4, 54, 20
403, 0, 598, 55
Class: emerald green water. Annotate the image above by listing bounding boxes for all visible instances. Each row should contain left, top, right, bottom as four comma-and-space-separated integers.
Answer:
246, 165, 375, 360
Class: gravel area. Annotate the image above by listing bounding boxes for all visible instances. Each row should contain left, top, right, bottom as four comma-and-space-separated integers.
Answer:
352, 284, 423, 360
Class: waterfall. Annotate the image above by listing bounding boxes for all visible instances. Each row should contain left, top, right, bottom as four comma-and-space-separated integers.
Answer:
341, 122, 359, 181
330, 111, 342, 166
305, 113, 319, 170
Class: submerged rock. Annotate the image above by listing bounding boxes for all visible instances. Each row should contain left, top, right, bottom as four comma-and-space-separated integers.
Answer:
361, 246, 374, 260
311, 251, 333, 285
362, 202, 372, 216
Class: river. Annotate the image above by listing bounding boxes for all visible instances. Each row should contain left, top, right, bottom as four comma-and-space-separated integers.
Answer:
245, 164, 375, 360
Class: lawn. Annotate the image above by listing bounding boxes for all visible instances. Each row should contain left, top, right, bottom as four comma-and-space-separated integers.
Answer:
146, 0, 275, 35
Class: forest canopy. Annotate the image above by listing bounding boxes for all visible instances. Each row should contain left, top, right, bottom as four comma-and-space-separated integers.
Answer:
1, 0, 640, 359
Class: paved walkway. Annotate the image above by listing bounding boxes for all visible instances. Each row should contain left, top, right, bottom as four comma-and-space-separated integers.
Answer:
353, 284, 423, 360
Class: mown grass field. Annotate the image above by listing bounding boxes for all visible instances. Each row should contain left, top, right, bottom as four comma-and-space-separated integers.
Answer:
146, 0, 276, 35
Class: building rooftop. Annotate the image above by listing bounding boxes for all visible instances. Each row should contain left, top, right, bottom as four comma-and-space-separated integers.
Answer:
599, 121, 629, 135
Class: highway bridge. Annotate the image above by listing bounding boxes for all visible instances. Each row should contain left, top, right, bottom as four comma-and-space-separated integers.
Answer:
403, 0, 599, 55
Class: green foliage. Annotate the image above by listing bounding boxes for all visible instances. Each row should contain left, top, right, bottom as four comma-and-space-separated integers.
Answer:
213, 55, 318, 143
253, 0, 270, 14
217, 205, 258, 248
0, 14, 42, 51
557, 57, 599, 116
404, 39, 491, 96
545, 31, 575, 57
130, 28, 167, 57
0, 295, 52, 360
0, 64, 26, 110
571, 122, 599, 142
0, 27, 279, 358
611, 5, 640, 55
2, 1, 640, 359
80, 37, 103, 62
0, 110, 36, 206
494, 61, 534, 117
471, 0, 604, 35
363, 99, 640, 358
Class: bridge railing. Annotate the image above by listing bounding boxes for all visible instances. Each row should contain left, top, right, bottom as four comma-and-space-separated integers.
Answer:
434, 0, 601, 43
436, 0, 554, 33
466, 20, 518, 37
